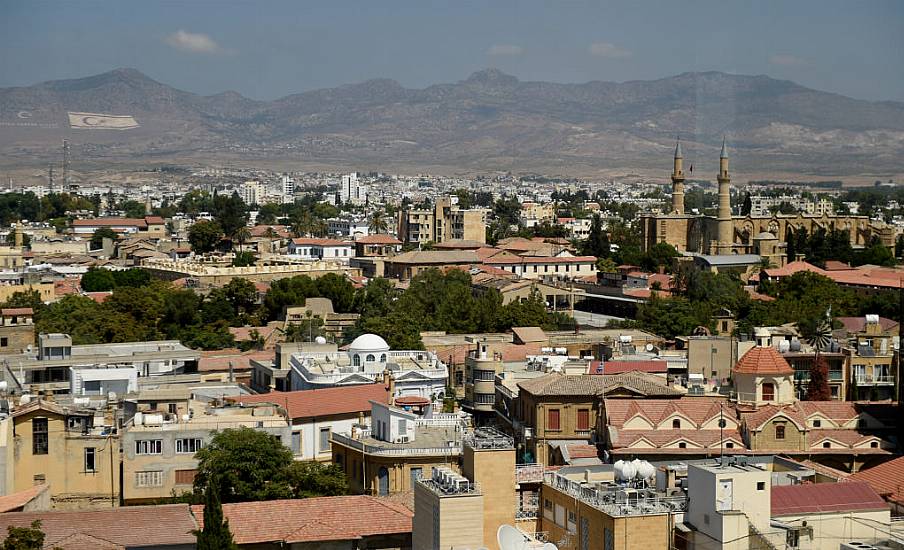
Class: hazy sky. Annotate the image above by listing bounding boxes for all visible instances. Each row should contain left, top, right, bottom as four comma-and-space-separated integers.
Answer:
2, 0, 903, 102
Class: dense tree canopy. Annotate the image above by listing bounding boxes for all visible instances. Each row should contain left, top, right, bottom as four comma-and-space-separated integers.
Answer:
189, 220, 223, 254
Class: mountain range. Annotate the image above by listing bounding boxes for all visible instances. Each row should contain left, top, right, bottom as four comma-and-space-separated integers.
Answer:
1, 68, 903, 178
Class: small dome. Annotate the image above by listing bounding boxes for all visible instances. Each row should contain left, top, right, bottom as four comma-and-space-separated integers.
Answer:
755, 231, 776, 240
348, 333, 390, 353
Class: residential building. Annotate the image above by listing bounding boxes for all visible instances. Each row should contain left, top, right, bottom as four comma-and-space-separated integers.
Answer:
69, 216, 167, 239
239, 180, 262, 206
141, 257, 361, 288
484, 254, 597, 281
286, 333, 448, 400
284, 297, 360, 341
338, 172, 368, 205
398, 196, 488, 245
331, 400, 470, 495
354, 233, 403, 257
513, 372, 682, 464
383, 249, 481, 280
463, 338, 504, 418
0, 334, 200, 395
228, 383, 388, 461
5, 400, 120, 510
845, 314, 896, 401
287, 237, 354, 261
327, 217, 370, 238
0, 307, 35, 355
539, 466, 682, 550
121, 401, 291, 504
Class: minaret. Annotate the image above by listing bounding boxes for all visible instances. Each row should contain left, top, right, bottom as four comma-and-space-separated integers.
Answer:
716, 138, 732, 254
671, 138, 685, 215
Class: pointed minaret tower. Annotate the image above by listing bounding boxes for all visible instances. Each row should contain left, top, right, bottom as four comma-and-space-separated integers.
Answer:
671, 137, 685, 215
716, 138, 732, 253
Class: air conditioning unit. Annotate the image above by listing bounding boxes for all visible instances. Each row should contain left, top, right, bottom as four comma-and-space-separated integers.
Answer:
396, 435, 410, 444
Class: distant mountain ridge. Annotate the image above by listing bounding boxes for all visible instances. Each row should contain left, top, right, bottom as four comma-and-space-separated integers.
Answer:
1, 67, 903, 176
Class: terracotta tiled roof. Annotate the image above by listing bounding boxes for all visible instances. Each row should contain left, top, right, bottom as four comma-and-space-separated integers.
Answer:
191, 496, 412, 544
512, 326, 546, 344
486, 255, 597, 265
566, 444, 600, 459
849, 455, 904, 504
0, 307, 33, 316
734, 346, 794, 375
356, 234, 402, 245
197, 350, 272, 372
249, 224, 291, 238
228, 325, 279, 342
610, 429, 745, 450
517, 372, 681, 398
143, 216, 165, 225
0, 484, 48, 513
771, 481, 887, 516
291, 238, 351, 246
604, 397, 735, 429
789, 458, 850, 481
0, 504, 196, 548
229, 384, 389, 420
836, 316, 898, 334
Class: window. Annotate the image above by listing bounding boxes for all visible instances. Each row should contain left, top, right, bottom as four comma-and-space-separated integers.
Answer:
547, 409, 560, 431
576, 409, 590, 431
0, 337, 7, 347
135, 439, 162, 455
135, 471, 164, 487
757, 481, 765, 491
567, 510, 577, 533
762, 382, 775, 401
823, 441, 831, 448
678, 442, 687, 449
726, 442, 734, 448
786, 530, 800, 548
365, 354, 375, 362
319, 427, 331, 453
812, 419, 821, 427
175, 469, 197, 485
410, 467, 423, 487
775, 424, 785, 440
168, 403, 178, 414
32, 418, 48, 455
672, 419, 681, 429
544, 498, 554, 521
718, 418, 727, 428
84, 447, 96, 473
175, 438, 203, 454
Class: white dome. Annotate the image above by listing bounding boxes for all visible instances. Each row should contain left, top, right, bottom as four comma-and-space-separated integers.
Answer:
348, 333, 390, 353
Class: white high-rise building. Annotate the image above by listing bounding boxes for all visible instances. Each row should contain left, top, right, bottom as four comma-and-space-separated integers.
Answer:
281, 175, 295, 204
239, 180, 262, 206
338, 172, 368, 205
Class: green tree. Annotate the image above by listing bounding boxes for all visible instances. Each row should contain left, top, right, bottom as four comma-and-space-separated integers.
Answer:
0, 290, 44, 315
189, 220, 223, 254
283, 461, 348, 498
194, 479, 238, 550
806, 355, 831, 401
119, 200, 146, 218
315, 273, 356, 313
232, 226, 252, 253
90, 227, 118, 250
212, 193, 249, 238
222, 278, 258, 317
2, 520, 45, 550
580, 215, 610, 258
232, 251, 256, 267
369, 209, 389, 234
80, 268, 117, 292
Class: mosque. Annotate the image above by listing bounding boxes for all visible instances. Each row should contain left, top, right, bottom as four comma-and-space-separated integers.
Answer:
639, 140, 894, 265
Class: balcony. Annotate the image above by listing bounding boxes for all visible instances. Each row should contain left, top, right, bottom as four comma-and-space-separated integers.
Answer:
855, 375, 894, 385
516, 463, 544, 484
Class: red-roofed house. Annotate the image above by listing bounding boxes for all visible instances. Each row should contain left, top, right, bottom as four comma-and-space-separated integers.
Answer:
192, 495, 412, 548
849, 455, 904, 514
733, 330, 796, 406
70, 216, 166, 239
229, 383, 389, 461
355, 234, 403, 257
484, 254, 597, 280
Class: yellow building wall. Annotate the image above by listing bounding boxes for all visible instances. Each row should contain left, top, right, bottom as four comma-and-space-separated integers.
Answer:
12, 410, 120, 509
463, 445, 516, 549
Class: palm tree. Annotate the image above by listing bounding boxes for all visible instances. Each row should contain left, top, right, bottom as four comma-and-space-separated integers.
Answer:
264, 227, 279, 240
233, 226, 252, 253
369, 209, 389, 234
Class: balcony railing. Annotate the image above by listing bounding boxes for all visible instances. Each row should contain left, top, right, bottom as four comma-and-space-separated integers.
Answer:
855, 375, 894, 385
516, 463, 545, 484
332, 432, 463, 457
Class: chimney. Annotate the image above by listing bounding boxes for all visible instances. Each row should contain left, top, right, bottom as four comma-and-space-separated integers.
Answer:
383, 370, 395, 403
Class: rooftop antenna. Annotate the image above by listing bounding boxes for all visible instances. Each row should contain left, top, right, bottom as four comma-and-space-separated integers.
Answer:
62, 139, 71, 192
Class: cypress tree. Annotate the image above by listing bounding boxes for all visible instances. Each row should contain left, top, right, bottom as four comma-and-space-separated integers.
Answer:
195, 479, 238, 550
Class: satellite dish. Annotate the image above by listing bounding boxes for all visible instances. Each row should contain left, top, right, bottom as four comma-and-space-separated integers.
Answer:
497, 525, 528, 550
645, 343, 654, 352
542, 544, 559, 550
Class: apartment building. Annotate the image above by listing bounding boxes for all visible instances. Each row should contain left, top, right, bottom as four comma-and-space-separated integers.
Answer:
121, 401, 291, 504
331, 401, 470, 495
0, 308, 35, 355
0, 333, 200, 395
483, 254, 598, 281
228, 383, 388, 461
4, 399, 120, 510
287, 238, 354, 262
70, 216, 167, 239
398, 196, 488, 245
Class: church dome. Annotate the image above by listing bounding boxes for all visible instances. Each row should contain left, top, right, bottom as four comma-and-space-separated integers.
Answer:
348, 333, 390, 353
755, 231, 776, 240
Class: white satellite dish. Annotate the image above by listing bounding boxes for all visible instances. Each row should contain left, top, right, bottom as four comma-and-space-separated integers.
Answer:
542, 543, 559, 550
498, 525, 528, 550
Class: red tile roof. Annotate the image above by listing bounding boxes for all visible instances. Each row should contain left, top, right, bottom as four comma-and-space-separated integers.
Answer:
291, 238, 351, 246
357, 234, 402, 245
144, 216, 165, 225
836, 316, 898, 334
0, 504, 197, 547
0, 307, 33, 316
771, 481, 888, 516
229, 384, 389, 420
849, 455, 904, 504
566, 444, 600, 459
734, 346, 794, 375
0, 484, 48, 513
191, 496, 412, 544
486, 255, 597, 265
